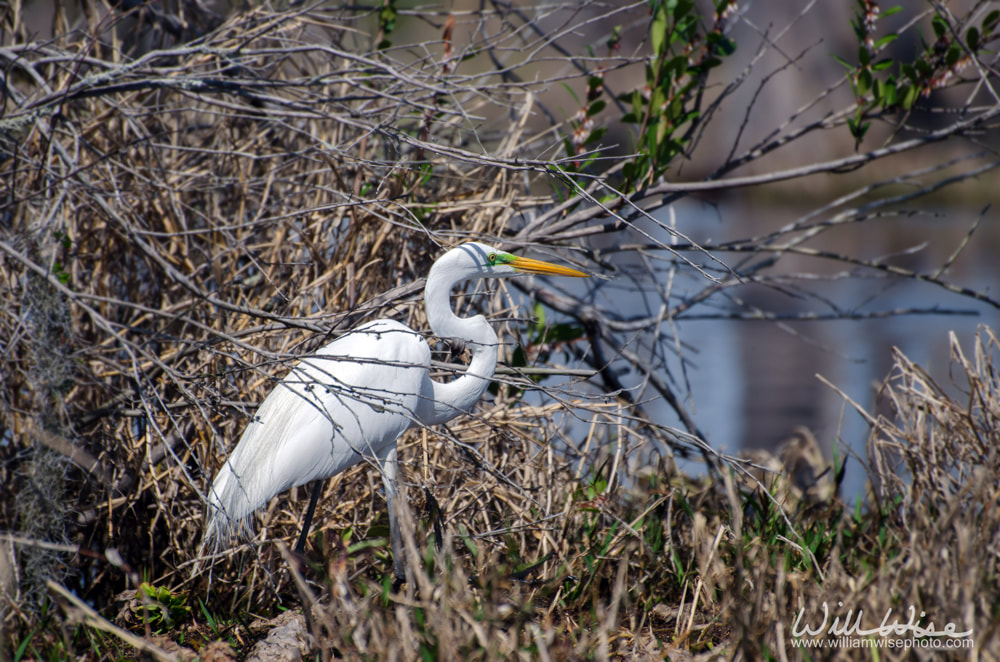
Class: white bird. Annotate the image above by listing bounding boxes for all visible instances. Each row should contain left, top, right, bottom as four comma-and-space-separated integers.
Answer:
205, 242, 587, 582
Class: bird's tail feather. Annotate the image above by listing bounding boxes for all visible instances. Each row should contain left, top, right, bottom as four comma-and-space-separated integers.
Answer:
203, 463, 258, 550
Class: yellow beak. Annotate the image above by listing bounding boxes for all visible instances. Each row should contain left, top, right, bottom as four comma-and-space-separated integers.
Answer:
510, 255, 589, 278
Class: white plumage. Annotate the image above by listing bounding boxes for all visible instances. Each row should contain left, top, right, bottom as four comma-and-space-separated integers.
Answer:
204, 242, 587, 580
206, 320, 427, 541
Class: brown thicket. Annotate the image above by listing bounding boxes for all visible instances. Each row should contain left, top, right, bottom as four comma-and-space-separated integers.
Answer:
1, 2, 999, 659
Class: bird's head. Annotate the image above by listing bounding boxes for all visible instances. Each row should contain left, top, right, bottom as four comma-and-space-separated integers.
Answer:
445, 242, 589, 280
423, 242, 589, 350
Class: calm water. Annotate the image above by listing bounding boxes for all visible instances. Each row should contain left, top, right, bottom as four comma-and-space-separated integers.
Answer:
553, 199, 999, 499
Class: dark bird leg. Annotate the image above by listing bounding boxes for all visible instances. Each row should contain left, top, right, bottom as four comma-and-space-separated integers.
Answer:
294, 479, 325, 554
380, 444, 407, 589
424, 487, 445, 551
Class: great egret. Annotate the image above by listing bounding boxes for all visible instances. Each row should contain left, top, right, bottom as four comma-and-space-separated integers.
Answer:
205, 242, 587, 581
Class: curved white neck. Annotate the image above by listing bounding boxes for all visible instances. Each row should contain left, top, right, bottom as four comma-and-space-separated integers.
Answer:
418, 263, 498, 425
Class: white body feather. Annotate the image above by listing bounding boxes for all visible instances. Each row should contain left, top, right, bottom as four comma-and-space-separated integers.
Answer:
203, 242, 585, 569
206, 319, 431, 542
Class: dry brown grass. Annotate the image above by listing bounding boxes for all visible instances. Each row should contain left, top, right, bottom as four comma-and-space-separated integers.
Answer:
2, 2, 999, 660
721, 327, 1000, 661
185, 327, 1000, 660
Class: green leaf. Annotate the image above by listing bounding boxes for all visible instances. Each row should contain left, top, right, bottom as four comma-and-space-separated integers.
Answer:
379, 4, 397, 33
459, 526, 479, 558
874, 33, 898, 50
622, 160, 637, 182
857, 68, 873, 96
651, 6, 668, 55
850, 17, 864, 42
946, 43, 961, 67
663, 54, 688, 80
984, 10, 1000, 34
648, 86, 666, 114
872, 58, 894, 72
656, 136, 681, 164
562, 137, 575, 158
882, 80, 898, 107
631, 88, 645, 116
707, 31, 737, 56
585, 126, 607, 145
586, 99, 606, 116
533, 301, 546, 330
198, 598, 219, 635
561, 82, 582, 105
932, 15, 948, 39
52, 262, 70, 285
858, 45, 871, 66
14, 628, 36, 662
645, 123, 659, 153
967, 26, 980, 51
699, 56, 723, 70
882, 5, 903, 18
847, 116, 870, 143
672, 11, 697, 41
901, 84, 919, 109
606, 24, 622, 50
537, 323, 585, 344
671, 0, 693, 20
831, 54, 854, 71
419, 163, 434, 186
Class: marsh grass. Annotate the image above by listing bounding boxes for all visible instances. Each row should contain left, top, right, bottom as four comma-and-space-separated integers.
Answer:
2, 3, 999, 660
11, 323, 999, 660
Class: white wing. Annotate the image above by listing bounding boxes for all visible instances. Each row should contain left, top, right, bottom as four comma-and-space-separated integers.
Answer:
206, 319, 431, 542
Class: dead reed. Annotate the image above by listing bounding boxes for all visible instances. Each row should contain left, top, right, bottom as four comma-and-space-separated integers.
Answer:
2, 2, 998, 660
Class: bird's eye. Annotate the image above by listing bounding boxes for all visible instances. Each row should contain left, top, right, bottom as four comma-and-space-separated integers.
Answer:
487, 253, 497, 264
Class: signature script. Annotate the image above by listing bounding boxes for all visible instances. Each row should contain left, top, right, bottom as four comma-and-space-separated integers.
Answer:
791, 602, 973, 639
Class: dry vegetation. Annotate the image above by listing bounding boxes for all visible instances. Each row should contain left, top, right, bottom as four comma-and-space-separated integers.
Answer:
1, 1, 999, 660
